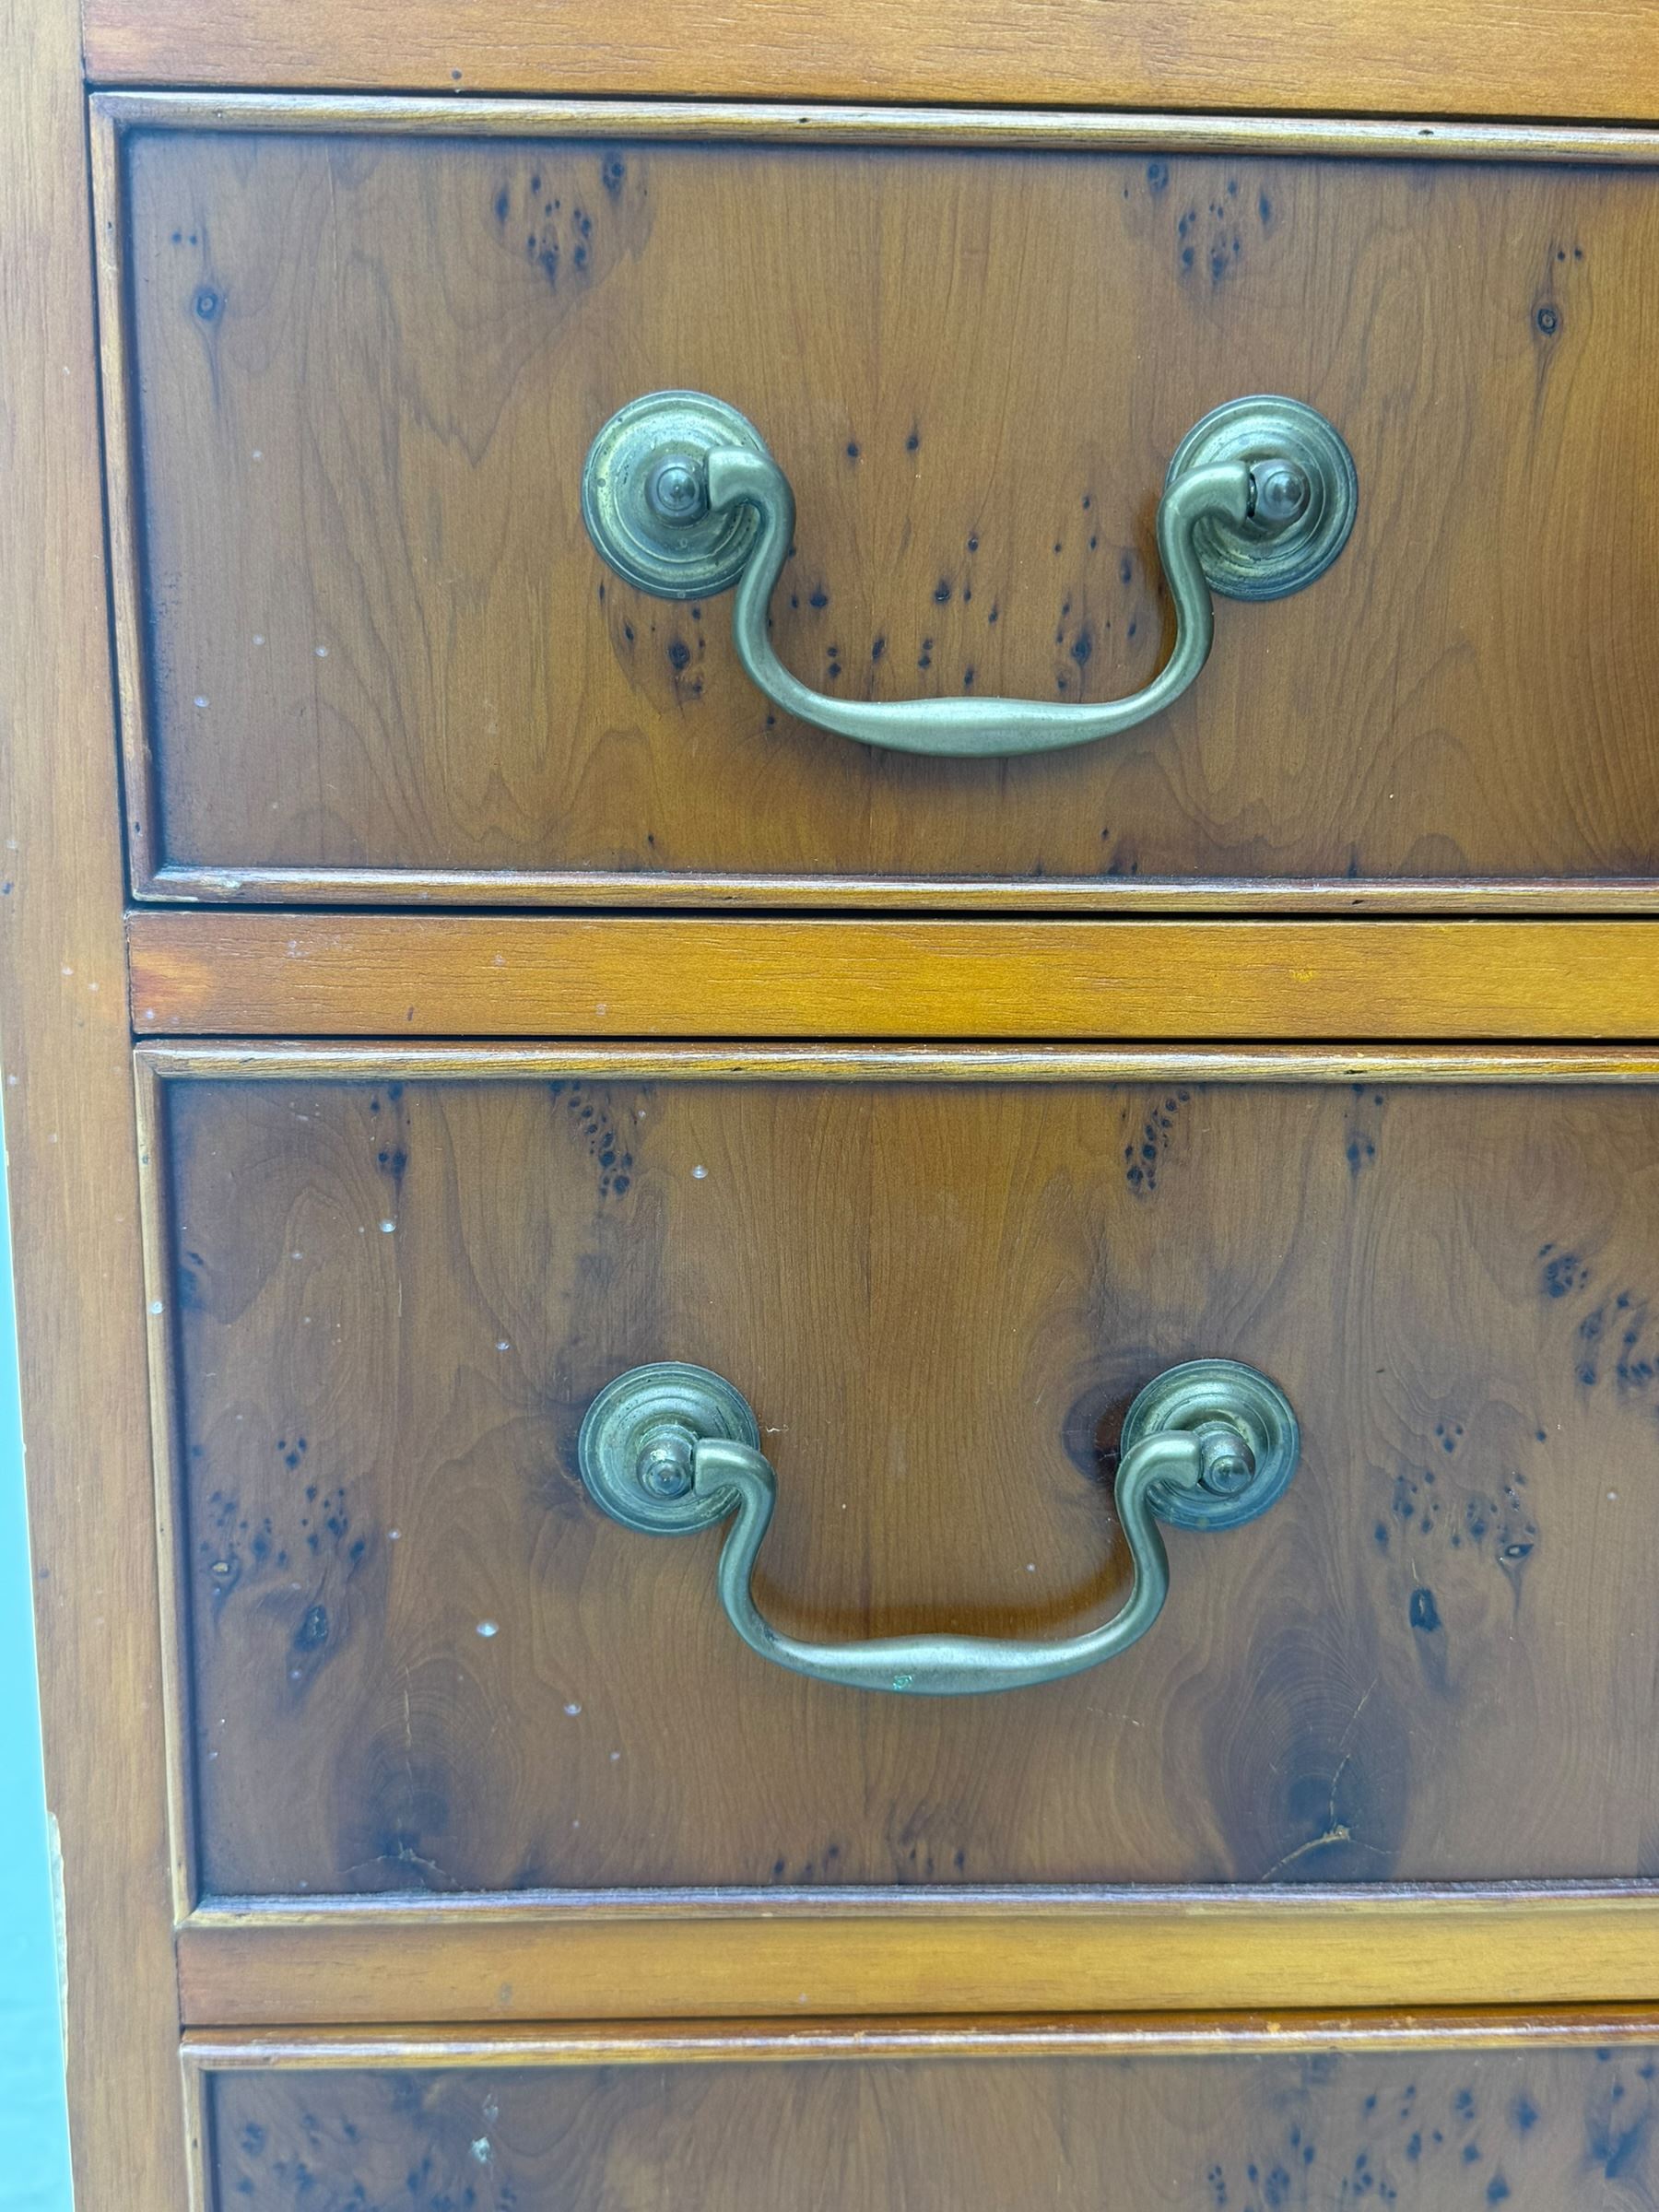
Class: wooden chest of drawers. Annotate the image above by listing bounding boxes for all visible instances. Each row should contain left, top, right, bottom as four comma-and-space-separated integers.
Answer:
9, 2, 1659, 2205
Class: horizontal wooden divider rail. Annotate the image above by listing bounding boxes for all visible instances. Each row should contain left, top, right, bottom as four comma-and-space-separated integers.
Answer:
175, 1890, 1659, 2026
127, 912, 1659, 1040
80, 0, 1659, 124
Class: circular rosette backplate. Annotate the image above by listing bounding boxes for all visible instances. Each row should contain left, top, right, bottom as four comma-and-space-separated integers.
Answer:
1165, 395, 1358, 603
577, 1360, 760, 1535
581, 390, 771, 599
1121, 1357, 1300, 1531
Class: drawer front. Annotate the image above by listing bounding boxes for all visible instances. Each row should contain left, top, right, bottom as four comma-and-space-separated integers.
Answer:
142, 1049, 1659, 1918
191, 2025, 1659, 2210
101, 100, 1659, 908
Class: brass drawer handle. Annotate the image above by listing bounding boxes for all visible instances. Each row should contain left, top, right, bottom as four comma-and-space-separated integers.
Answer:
582, 391, 1355, 759
577, 1358, 1298, 1696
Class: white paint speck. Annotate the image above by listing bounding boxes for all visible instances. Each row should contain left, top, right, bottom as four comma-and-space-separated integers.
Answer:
609, 1749, 621, 1761
692, 1164, 708, 1180
194, 695, 209, 709
252, 448, 263, 459
476, 1620, 499, 1639
563, 1701, 582, 1716
388, 1528, 401, 1540
148, 1300, 164, 1316
253, 633, 265, 646
496, 1339, 511, 1351
60, 966, 72, 977
471, 2139, 491, 2165
290, 1250, 304, 1260
1608, 1490, 1619, 1502
1026, 1562, 1036, 1572
594, 1001, 607, 1016
379, 1218, 396, 1233
314, 644, 328, 658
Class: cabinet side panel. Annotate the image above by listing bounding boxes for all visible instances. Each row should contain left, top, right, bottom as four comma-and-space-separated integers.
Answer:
0, 14, 188, 2207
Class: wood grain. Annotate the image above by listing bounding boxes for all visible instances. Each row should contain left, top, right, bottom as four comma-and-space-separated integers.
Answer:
100, 116, 1659, 905
135, 1043, 1659, 1087
175, 1895, 1659, 2025
135, 870, 1659, 914
191, 2033, 1659, 2210
144, 1058, 1659, 1903
87, 92, 1659, 164
127, 912, 1659, 1039
0, 0, 188, 2199
178, 2007, 1659, 2065
80, 0, 1659, 123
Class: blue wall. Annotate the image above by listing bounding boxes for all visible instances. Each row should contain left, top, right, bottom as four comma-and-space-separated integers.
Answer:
0, 1171, 76, 2208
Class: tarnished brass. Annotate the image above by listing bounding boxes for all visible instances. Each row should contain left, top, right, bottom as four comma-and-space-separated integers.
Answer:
581, 391, 1356, 758
577, 1358, 1299, 1696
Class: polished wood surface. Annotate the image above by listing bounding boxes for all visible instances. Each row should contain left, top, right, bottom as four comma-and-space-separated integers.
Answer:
17, 0, 1659, 2182
176, 1893, 1659, 2026
101, 111, 1659, 906
136, 1042, 1659, 1086
88, 93, 1659, 165
144, 1054, 1659, 1907
127, 913, 1659, 1040
178, 2007, 1659, 2065
82, 0, 1659, 124
194, 2032, 1659, 2210
0, 0, 189, 2202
